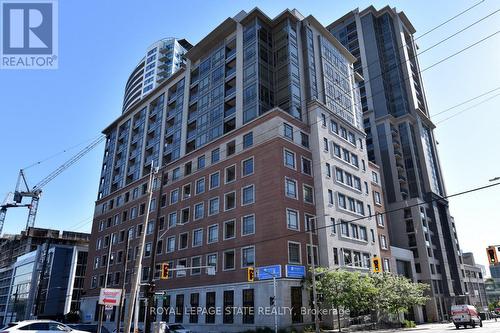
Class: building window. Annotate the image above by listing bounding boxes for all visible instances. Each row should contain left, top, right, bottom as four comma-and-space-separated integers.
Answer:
288, 242, 301, 264
374, 191, 382, 205
285, 178, 298, 199
328, 189, 334, 205
175, 295, 184, 323
224, 220, 236, 240
243, 132, 253, 149
170, 189, 179, 204
181, 207, 190, 224
377, 213, 385, 227
223, 249, 235, 270
284, 123, 294, 140
194, 202, 204, 220
195, 178, 205, 195
209, 172, 220, 189
191, 257, 201, 276
284, 149, 296, 169
301, 157, 312, 176
205, 292, 216, 324
225, 165, 236, 183
242, 215, 255, 236
207, 224, 218, 243
372, 171, 379, 183
301, 132, 309, 148
189, 292, 200, 323
306, 245, 319, 266
323, 138, 329, 151
224, 191, 236, 211
223, 290, 234, 324
168, 211, 177, 228
197, 155, 205, 170
325, 163, 331, 178
172, 168, 180, 181
291, 287, 303, 323
242, 157, 254, 176
286, 209, 299, 230
242, 185, 255, 205
383, 258, 390, 272
208, 197, 219, 215
241, 246, 255, 267
179, 233, 188, 249
192, 229, 203, 247
321, 113, 327, 126
226, 140, 236, 156
242, 289, 255, 324
303, 185, 314, 204
211, 148, 220, 164
380, 235, 388, 249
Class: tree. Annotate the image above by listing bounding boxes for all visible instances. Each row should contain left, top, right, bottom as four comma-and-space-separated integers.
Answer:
314, 268, 377, 331
313, 269, 429, 331
370, 272, 429, 323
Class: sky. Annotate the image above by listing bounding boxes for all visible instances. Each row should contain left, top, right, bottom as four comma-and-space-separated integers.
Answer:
0, 0, 499, 271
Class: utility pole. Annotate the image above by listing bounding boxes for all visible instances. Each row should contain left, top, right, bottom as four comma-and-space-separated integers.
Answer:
98, 233, 114, 333
307, 215, 322, 333
145, 171, 165, 333
116, 230, 132, 333
124, 166, 158, 333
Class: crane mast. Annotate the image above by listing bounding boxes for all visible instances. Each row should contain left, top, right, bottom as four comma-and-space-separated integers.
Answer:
0, 135, 105, 234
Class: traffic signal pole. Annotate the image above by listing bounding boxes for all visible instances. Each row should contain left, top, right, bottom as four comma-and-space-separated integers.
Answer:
145, 171, 165, 333
124, 165, 158, 333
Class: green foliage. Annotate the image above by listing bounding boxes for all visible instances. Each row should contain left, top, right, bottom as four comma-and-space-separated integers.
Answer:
402, 320, 416, 328
314, 268, 377, 313
313, 269, 429, 317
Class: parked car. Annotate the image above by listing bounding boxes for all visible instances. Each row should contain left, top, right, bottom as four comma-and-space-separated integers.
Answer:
164, 324, 190, 333
67, 324, 109, 333
451, 304, 483, 329
1, 320, 89, 333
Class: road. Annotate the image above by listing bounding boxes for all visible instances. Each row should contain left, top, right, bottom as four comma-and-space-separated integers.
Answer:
375, 320, 500, 332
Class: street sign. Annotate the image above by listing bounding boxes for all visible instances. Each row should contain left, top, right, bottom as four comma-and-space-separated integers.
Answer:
98, 288, 122, 306
286, 265, 306, 278
256, 265, 281, 280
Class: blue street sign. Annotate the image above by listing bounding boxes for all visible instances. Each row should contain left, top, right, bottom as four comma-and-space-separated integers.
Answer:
286, 265, 306, 278
256, 265, 281, 280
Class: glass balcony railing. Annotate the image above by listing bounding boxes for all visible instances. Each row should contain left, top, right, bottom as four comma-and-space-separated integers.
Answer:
225, 87, 236, 97
226, 49, 236, 59
225, 67, 236, 78
224, 107, 236, 118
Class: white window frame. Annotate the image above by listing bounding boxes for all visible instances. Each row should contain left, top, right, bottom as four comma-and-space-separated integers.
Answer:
241, 184, 255, 206
223, 219, 236, 240
287, 241, 302, 264
207, 224, 219, 244
223, 249, 236, 271
241, 214, 255, 236
241, 246, 255, 268
241, 156, 254, 177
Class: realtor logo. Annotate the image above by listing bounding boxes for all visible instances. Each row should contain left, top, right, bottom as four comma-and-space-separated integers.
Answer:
1, 0, 58, 69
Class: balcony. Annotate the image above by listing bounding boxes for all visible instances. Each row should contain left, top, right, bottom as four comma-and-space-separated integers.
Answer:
224, 106, 235, 118
187, 130, 196, 141
225, 87, 236, 98
188, 111, 198, 122
226, 48, 236, 60
398, 174, 407, 182
225, 67, 236, 78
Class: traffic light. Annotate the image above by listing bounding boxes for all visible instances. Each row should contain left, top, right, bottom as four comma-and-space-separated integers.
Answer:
269, 296, 275, 306
487, 247, 498, 265
160, 263, 169, 279
247, 267, 255, 282
372, 256, 381, 273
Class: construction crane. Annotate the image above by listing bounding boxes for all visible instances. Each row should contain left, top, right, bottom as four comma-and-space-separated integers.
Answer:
0, 135, 105, 235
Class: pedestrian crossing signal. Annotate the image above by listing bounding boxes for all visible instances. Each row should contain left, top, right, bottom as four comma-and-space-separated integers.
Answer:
160, 263, 169, 280
372, 257, 381, 273
247, 267, 255, 282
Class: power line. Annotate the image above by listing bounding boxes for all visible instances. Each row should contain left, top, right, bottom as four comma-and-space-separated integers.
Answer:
435, 92, 500, 124
414, 0, 485, 41
215, 181, 500, 249
431, 85, 500, 118
22, 134, 105, 170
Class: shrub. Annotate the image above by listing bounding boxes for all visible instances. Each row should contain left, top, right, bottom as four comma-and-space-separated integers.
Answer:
402, 320, 416, 328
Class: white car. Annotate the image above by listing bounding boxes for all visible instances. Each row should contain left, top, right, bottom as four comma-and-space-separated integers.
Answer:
451, 304, 483, 329
1, 320, 89, 333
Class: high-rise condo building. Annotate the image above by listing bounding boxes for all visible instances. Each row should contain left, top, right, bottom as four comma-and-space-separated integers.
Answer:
122, 38, 192, 113
328, 5, 465, 322
83, 8, 391, 331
